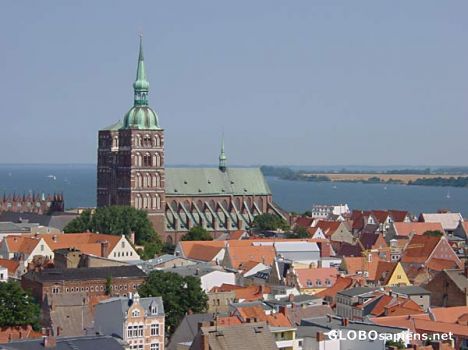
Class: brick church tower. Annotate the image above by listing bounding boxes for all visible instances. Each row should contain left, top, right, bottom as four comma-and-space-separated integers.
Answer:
97, 37, 166, 234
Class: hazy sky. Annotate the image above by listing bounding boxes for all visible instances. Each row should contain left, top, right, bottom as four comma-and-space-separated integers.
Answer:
1, 1, 467, 166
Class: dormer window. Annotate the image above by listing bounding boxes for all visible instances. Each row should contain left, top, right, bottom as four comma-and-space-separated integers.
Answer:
132, 309, 140, 317
151, 304, 158, 315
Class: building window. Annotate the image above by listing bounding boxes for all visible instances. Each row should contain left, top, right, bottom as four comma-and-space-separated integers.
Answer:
52, 287, 60, 294
143, 154, 152, 167
316, 279, 322, 287
306, 280, 313, 288
151, 305, 158, 315
151, 323, 159, 336
132, 309, 140, 317
150, 343, 160, 350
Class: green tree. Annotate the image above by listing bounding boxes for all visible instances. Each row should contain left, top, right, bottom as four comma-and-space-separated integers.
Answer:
287, 225, 310, 239
302, 211, 312, 217
140, 235, 164, 260
138, 271, 208, 334
252, 213, 289, 231
63, 209, 93, 232
423, 230, 444, 237
385, 340, 405, 349
181, 226, 213, 241
0, 281, 40, 330
64, 206, 161, 247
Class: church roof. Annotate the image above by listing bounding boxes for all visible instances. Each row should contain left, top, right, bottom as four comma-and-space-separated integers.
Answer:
165, 168, 271, 196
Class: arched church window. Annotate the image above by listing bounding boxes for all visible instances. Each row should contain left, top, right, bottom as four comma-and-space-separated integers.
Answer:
143, 154, 152, 167
152, 194, 161, 209
143, 135, 152, 147
153, 153, 161, 167
136, 194, 141, 209
153, 135, 160, 147
136, 173, 142, 188
152, 173, 160, 188
135, 135, 142, 147
135, 153, 142, 167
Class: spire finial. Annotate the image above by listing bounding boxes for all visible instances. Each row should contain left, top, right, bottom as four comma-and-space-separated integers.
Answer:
219, 134, 227, 172
133, 34, 149, 106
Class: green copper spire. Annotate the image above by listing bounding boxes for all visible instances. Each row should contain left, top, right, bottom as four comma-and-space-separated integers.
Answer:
219, 136, 227, 172
122, 36, 161, 130
133, 35, 150, 106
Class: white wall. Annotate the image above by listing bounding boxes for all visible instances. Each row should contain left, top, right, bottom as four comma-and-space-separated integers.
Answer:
201, 271, 236, 292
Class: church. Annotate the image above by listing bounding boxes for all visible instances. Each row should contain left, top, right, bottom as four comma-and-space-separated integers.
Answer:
97, 38, 286, 243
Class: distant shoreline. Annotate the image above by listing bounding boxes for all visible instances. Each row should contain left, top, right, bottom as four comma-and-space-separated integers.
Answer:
261, 166, 468, 188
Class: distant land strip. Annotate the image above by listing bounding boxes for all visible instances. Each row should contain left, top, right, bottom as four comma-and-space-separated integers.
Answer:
260, 166, 468, 187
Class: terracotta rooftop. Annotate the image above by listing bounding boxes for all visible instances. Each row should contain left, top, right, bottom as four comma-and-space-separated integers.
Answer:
400, 235, 441, 264
0, 259, 20, 275
393, 222, 444, 237
294, 267, 339, 289
226, 245, 276, 269
187, 244, 223, 262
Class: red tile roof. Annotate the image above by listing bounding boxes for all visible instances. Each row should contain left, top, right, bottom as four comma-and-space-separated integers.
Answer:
388, 210, 410, 222
0, 259, 20, 275
400, 235, 441, 264
188, 244, 223, 262
315, 276, 356, 300
294, 267, 339, 289
426, 258, 458, 271
211, 284, 270, 301
393, 222, 444, 237
315, 220, 341, 237
295, 217, 314, 228
0, 325, 42, 343
226, 245, 276, 269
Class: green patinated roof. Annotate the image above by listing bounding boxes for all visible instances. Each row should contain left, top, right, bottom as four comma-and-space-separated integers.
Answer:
102, 120, 124, 131
123, 106, 160, 130
165, 167, 271, 196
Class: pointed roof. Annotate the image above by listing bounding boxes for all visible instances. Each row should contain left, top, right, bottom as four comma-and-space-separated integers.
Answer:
133, 35, 149, 92
219, 136, 227, 171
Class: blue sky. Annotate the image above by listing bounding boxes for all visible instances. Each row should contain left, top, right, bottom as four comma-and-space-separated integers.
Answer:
1, 1, 467, 166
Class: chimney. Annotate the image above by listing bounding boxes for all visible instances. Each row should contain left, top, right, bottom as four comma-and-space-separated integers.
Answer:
52, 235, 58, 242
316, 332, 325, 342
198, 323, 209, 350
130, 232, 136, 245
279, 306, 287, 316
100, 241, 109, 258
43, 335, 56, 348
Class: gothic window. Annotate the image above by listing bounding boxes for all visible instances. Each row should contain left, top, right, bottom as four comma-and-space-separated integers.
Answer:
143, 195, 149, 209
135, 135, 142, 147
135, 153, 142, 166
152, 195, 161, 209
143, 135, 152, 147
136, 173, 142, 188
153, 135, 160, 147
152, 173, 160, 187
143, 174, 148, 188
136, 195, 142, 209
143, 154, 152, 167
153, 153, 161, 167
